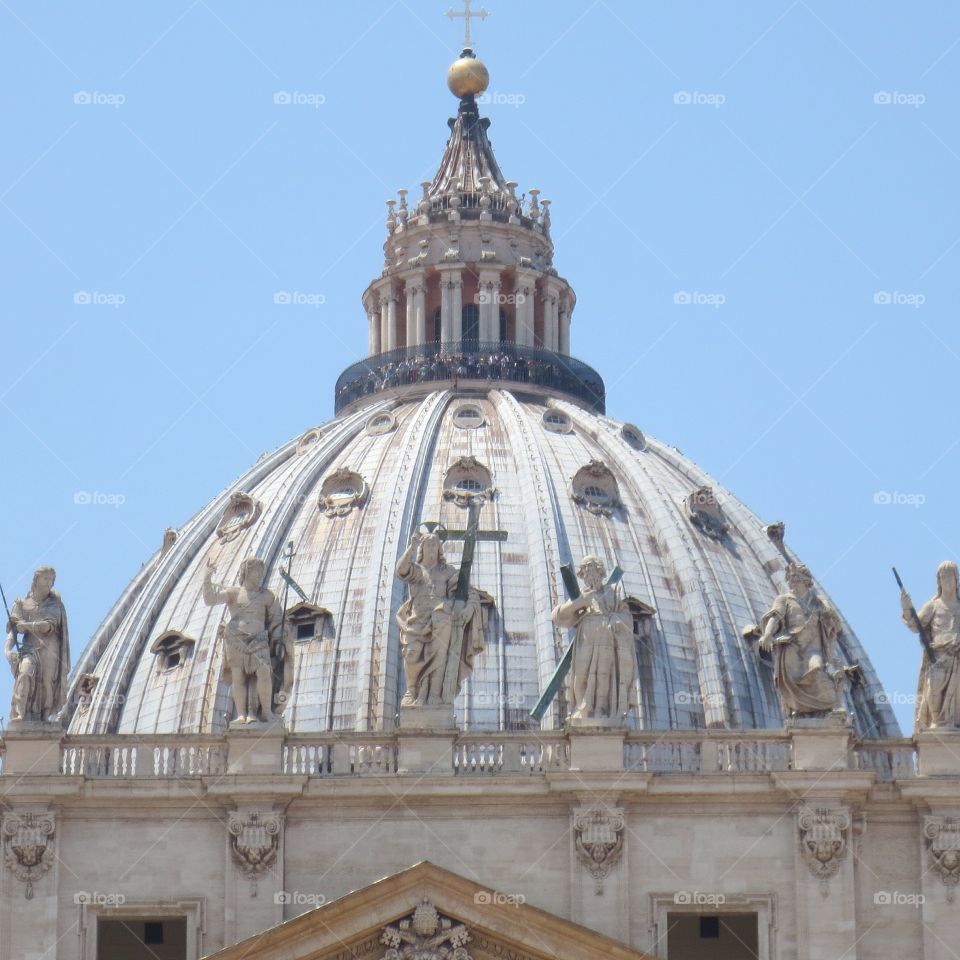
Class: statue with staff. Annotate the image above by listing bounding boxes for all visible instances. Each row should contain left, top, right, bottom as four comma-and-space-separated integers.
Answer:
531, 556, 638, 725
897, 562, 960, 730
395, 501, 505, 713
204, 554, 292, 725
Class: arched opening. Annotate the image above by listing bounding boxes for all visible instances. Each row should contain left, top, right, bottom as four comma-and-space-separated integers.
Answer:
462, 303, 480, 349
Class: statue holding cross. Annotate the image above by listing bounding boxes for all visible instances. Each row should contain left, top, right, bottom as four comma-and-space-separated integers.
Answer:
396, 501, 506, 712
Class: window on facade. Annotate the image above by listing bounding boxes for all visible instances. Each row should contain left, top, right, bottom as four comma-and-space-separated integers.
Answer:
296, 621, 316, 641
97, 918, 186, 960
462, 303, 480, 345
583, 485, 609, 500
544, 413, 567, 424
456, 478, 483, 492
665, 913, 759, 959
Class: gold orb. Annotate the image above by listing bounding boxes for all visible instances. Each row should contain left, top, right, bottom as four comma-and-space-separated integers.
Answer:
447, 51, 489, 98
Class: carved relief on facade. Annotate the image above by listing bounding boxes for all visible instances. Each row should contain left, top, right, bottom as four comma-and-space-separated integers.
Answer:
443, 456, 495, 507
571, 460, 621, 516
216, 492, 263, 543
797, 806, 850, 884
684, 485, 729, 540
228, 811, 282, 895
380, 899, 472, 959
2, 811, 56, 899
924, 816, 960, 899
319, 468, 368, 517
574, 807, 625, 894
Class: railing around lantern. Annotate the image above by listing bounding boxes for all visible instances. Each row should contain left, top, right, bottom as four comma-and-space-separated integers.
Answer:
333, 341, 606, 415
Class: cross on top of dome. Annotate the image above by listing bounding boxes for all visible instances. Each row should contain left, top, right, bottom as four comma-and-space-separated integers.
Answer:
445, 0, 489, 49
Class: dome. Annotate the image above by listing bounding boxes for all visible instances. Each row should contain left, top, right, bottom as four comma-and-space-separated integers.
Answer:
65, 48, 898, 742
67, 387, 898, 738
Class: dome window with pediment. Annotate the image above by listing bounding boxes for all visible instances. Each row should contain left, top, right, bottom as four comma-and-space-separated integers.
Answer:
149, 631, 196, 672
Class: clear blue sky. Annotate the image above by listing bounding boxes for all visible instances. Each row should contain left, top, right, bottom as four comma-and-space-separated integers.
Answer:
2, 1, 958, 734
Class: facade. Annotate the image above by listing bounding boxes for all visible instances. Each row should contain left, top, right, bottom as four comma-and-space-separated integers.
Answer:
2, 35, 959, 960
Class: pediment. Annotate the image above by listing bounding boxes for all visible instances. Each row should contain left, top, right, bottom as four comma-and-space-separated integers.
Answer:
206, 861, 654, 960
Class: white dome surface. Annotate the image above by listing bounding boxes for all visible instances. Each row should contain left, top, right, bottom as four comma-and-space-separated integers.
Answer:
68, 388, 899, 738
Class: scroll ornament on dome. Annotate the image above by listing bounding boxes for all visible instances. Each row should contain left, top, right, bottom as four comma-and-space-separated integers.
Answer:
2, 811, 56, 899
380, 899, 472, 960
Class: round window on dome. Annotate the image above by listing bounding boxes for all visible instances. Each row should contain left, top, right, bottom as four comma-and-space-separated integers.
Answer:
296, 427, 323, 454
453, 404, 485, 429
443, 456, 494, 506
571, 460, 621, 517
621, 423, 646, 451
319, 468, 368, 517
365, 411, 397, 436
542, 410, 572, 434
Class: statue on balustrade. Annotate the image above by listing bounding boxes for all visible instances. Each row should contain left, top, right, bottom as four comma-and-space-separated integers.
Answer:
753, 562, 847, 719
395, 530, 484, 707
901, 560, 960, 730
551, 556, 637, 723
3, 566, 71, 724
204, 556, 292, 725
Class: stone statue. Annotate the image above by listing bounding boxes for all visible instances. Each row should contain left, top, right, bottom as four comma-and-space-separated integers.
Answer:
203, 556, 292, 725
901, 560, 960, 730
3, 566, 70, 724
754, 562, 845, 718
395, 530, 484, 707
551, 556, 637, 722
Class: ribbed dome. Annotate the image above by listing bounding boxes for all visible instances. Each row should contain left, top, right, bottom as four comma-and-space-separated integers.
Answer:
67, 388, 899, 738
